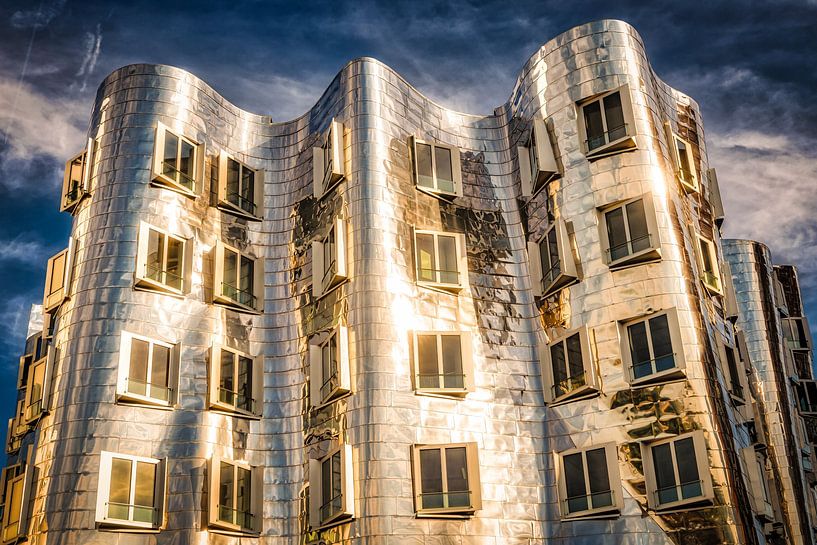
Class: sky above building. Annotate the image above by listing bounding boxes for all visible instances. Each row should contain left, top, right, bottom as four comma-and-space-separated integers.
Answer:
0, 0, 815, 424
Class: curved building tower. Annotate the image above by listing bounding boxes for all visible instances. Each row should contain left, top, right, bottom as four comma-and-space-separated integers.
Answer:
3, 19, 816, 545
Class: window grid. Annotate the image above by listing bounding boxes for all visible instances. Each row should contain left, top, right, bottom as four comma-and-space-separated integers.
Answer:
604, 198, 652, 264
674, 134, 697, 190
218, 349, 255, 415
319, 331, 339, 403
415, 230, 462, 289
414, 333, 466, 392
626, 313, 677, 383
559, 446, 616, 517
416, 445, 472, 512
698, 236, 721, 293
548, 331, 588, 401
649, 435, 706, 508
143, 228, 184, 292
221, 246, 257, 310
124, 336, 173, 404
225, 157, 257, 217
583, 91, 628, 151
160, 129, 197, 192
217, 461, 253, 530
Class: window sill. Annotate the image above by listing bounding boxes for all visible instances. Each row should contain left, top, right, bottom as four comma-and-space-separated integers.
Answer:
729, 392, 747, 406
542, 275, 579, 298
96, 519, 161, 532
415, 509, 476, 519
584, 136, 637, 161
317, 275, 348, 300
208, 523, 259, 537
213, 296, 262, 315
312, 389, 352, 411
313, 512, 353, 531
150, 174, 197, 199
317, 174, 344, 201
116, 393, 174, 410
416, 185, 461, 202
678, 176, 699, 194
628, 368, 685, 388
547, 386, 599, 407
702, 281, 723, 296
62, 191, 90, 214
134, 278, 185, 298
416, 280, 464, 295
607, 247, 661, 271
217, 200, 262, 222
650, 495, 712, 513
208, 401, 262, 420
560, 507, 620, 520
415, 388, 469, 399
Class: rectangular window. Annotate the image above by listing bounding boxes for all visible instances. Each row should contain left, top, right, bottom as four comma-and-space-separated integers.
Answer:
783, 317, 812, 351
311, 217, 348, 299
620, 309, 684, 385
410, 137, 463, 198
742, 447, 773, 520
411, 331, 474, 396
643, 431, 712, 510
61, 150, 88, 213
216, 151, 263, 221
518, 118, 559, 197
720, 340, 746, 404
556, 443, 621, 518
697, 236, 722, 294
541, 326, 597, 404
312, 119, 345, 200
600, 195, 661, 268
43, 244, 72, 312
309, 325, 351, 408
151, 122, 202, 196
214, 241, 264, 312
414, 229, 467, 292
411, 443, 481, 517
796, 380, 817, 414
23, 346, 54, 424
528, 219, 578, 297
0, 451, 32, 543
308, 444, 355, 529
208, 456, 261, 534
707, 168, 725, 227
117, 332, 179, 407
95, 451, 165, 529
135, 222, 189, 295
209, 345, 263, 418
674, 134, 698, 192
578, 88, 637, 158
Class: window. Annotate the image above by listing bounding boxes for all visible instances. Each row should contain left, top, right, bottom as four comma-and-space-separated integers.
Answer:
410, 331, 474, 396
706, 168, 725, 228
43, 243, 73, 312
721, 261, 739, 322
410, 137, 463, 198
95, 451, 165, 530
541, 326, 597, 404
642, 431, 712, 510
782, 317, 812, 351
308, 444, 354, 529
1, 449, 32, 542
151, 122, 203, 196
312, 217, 348, 299
411, 443, 481, 517
519, 118, 559, 197
216, 151, 263, 221
578, 87, 637, 158
414, 229, 467, 292
116, 332, 180, 408
620, 309, 684, 385
697, 236, 722, 294
135, 222, 190, 295
213, 241, 264, 313
719, 340, 747, 405
773, 270, 789, 316
599, 194, 660, 269
61, 150, 88, 213
209, 345, 263, 418
742, 447, 773, 521
313, 119, 345, 200
671, 130, 698, 192
796, 380, 817, 414
88, 137, 102, 191
309, 325, 351, 408
23, 346, 53, 424
5, 417, 22, 456
208, 456, 262, 534
556, 443, 621, 519
528, 219, 578, 297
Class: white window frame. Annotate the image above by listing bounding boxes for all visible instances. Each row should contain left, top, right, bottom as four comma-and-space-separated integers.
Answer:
312, 217, 348, 299
619, 309, 685, 386
22, 345, 54, 424
313, 119, 345, 200
43, 240, 74, 312
577, 86, 637, 159
664, 122, 698, 193
541, 325, 598, 404
527, 219, 578, 297
308, 443, 355, 529
555, 443, 622, 519
116, 332, 180, 408
151, 121, 204, 198
1, 447, 33, 543
598, 193, 661, 269
209, 344, 263, 418
741, 447, 774, 521
208, 455, 263, 535
642, 431, 714, 511
410, 330, 475, 397
411, 442, 481, 517
94, 451, 166, 531
309, 324, 351, 409
213, 240, 264, 313
60, 149, 89, 213
216, 151, 263, 221
134, 222, 191, 296
410, 137, 463, 199
697, 235, 723, 295
718, 338, 748, 406
413, 229, 468, 293
519, 117, 559, 197
783, 317, 812, 351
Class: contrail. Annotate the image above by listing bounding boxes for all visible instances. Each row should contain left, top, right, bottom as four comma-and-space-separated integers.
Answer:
3, 1, 44, 145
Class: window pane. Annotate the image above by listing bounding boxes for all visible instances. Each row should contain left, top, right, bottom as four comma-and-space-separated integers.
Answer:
603, 92, 626, 141
220, 351, 235, 407
652, 443, 678, 505
146, 229, 164, 282
223, 249, 238, 298
226, 158, 240, 205
240, 256, 254, 306
166, 237, 183, 290
417, 334, 439, 389
49, 253, 66, 297
4, 478, 22, 535
416, 143, 434, 188
440, 335, 464, 389
674, 438, 702, 500
323, 227, 336, 281
563, 452, 588, 513
434, 146, 454, 193
445, 447, 470, 508
625, 199, 650, 254
550, 342, 567, 398
238, 355, 252, 413
648, 315, 675, 373
416, 234, 436, 283
241, 168, 255, 214
565, 333, 585, 389
545, 228, 561, 286
605, 207, 628, 261
179, 139, 195, 188
528, 131, 538, 176
219, 462, 234, 523
150, 344, 170, 401
628, 322, 652, 379
437, 235, 458, 285
420, 449, 443, 509
128, 339, 150, 396
162, 132, 178, 178
109, 458, 133, 520
331, 452, 342, 507
236, 466, 252, 527
676, 139, 692, 178
133, 461, 156, 523
583, 100, 605, 150
321, 335, 337, 400
321, 457, 331, 514
725, 346, 742, 396
586, 448, 613, 508
699, 239, 714, 274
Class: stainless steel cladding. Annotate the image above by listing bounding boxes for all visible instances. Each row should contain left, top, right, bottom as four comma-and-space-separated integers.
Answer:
3, 18, 815, 545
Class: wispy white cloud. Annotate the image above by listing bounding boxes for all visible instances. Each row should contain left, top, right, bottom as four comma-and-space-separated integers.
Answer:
0, 294, 40, 368
0, 236, 54, 263
10, 0, 67, 30
75, 24, 103, 91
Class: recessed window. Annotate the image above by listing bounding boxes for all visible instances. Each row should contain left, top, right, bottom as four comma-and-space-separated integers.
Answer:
410, 137, 463, 198
43, 243, 72, 312
528, 219, 578, 297
151, 122, 202, 197
214, 241, 264, 313
308, 444, 355, 529
673, 133, 698, 192
312, 217, 348, 299
642, 431, 713, 510
216, 151, 263, 221
1, 451, 32, 542
23, 346, 53, 424
782, 317, 812, 351
414, 229, 467, 292
719, 340, 747, 405
556, 443, 621, 519
796, 380, 817, 415
620, 309, 684, 386
599, 194, 661, 269
309, 325, 351, 409
116, 332, 179, 408
95, 451, 166, 530
697, 236, 722, 294
208, 456, 261, 534
411, 443, 481, 517
209, 345, 263, 418
313, 119, 345, 200
61, 150, 88, 213
578, 87, 637, 158
411, 331, 474, 396
519, 118, 559, 197
742, 447, 773, 521
135, 222, 190, 296
541, 326, 598, 404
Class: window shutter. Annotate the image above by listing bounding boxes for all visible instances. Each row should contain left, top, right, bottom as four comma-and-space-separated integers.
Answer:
135, 222, 151, 284
217, 150, 229, 204
641, 193, 661, 253
155, 458, 168, 528
456, 233, 468, 289
527, 241, 543, 297
39, 345, 56, 415
308, 459, 321, 528
309, 341, 321, 408
253, 169, 264, 220
213, 241, 225, 304
170, 342, 182, 406
539, 339, 554, 403
557, 219, 578, 281
578, 326, 596, 391
251, 465, 264, 532
207, 456, 220, 527
741, 448, 765, 514
312, 147, 324, 200
252, 354, 264, 417
311, 241, 324, 299
194, 140, 206, 196
94, 452, 113, 524
16, 446, 34, 539
533, 118, 558, 182
450, 145, 463, 197
330, 119, 345, 180
466, 443, 482, 511
209, 345, 222, 409
151, 123, 166, 183
707, 168, 725, 227
721, 261, 739, 321
253, 256, 264, 312
341, 443, 355, 517
462, 332, 476, 393
519, 146, 532, 197
43, 248, 69, 312
337, 325, 351, 394
335, 217, 348, 280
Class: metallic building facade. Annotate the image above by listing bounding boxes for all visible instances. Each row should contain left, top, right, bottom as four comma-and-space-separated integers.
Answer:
3, 18, 816, 545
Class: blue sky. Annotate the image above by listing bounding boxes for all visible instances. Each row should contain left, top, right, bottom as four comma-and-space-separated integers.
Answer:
0, 0, 816, 430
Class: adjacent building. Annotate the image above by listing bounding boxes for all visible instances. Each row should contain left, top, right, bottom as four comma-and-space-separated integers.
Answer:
2, 18, 816, 545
